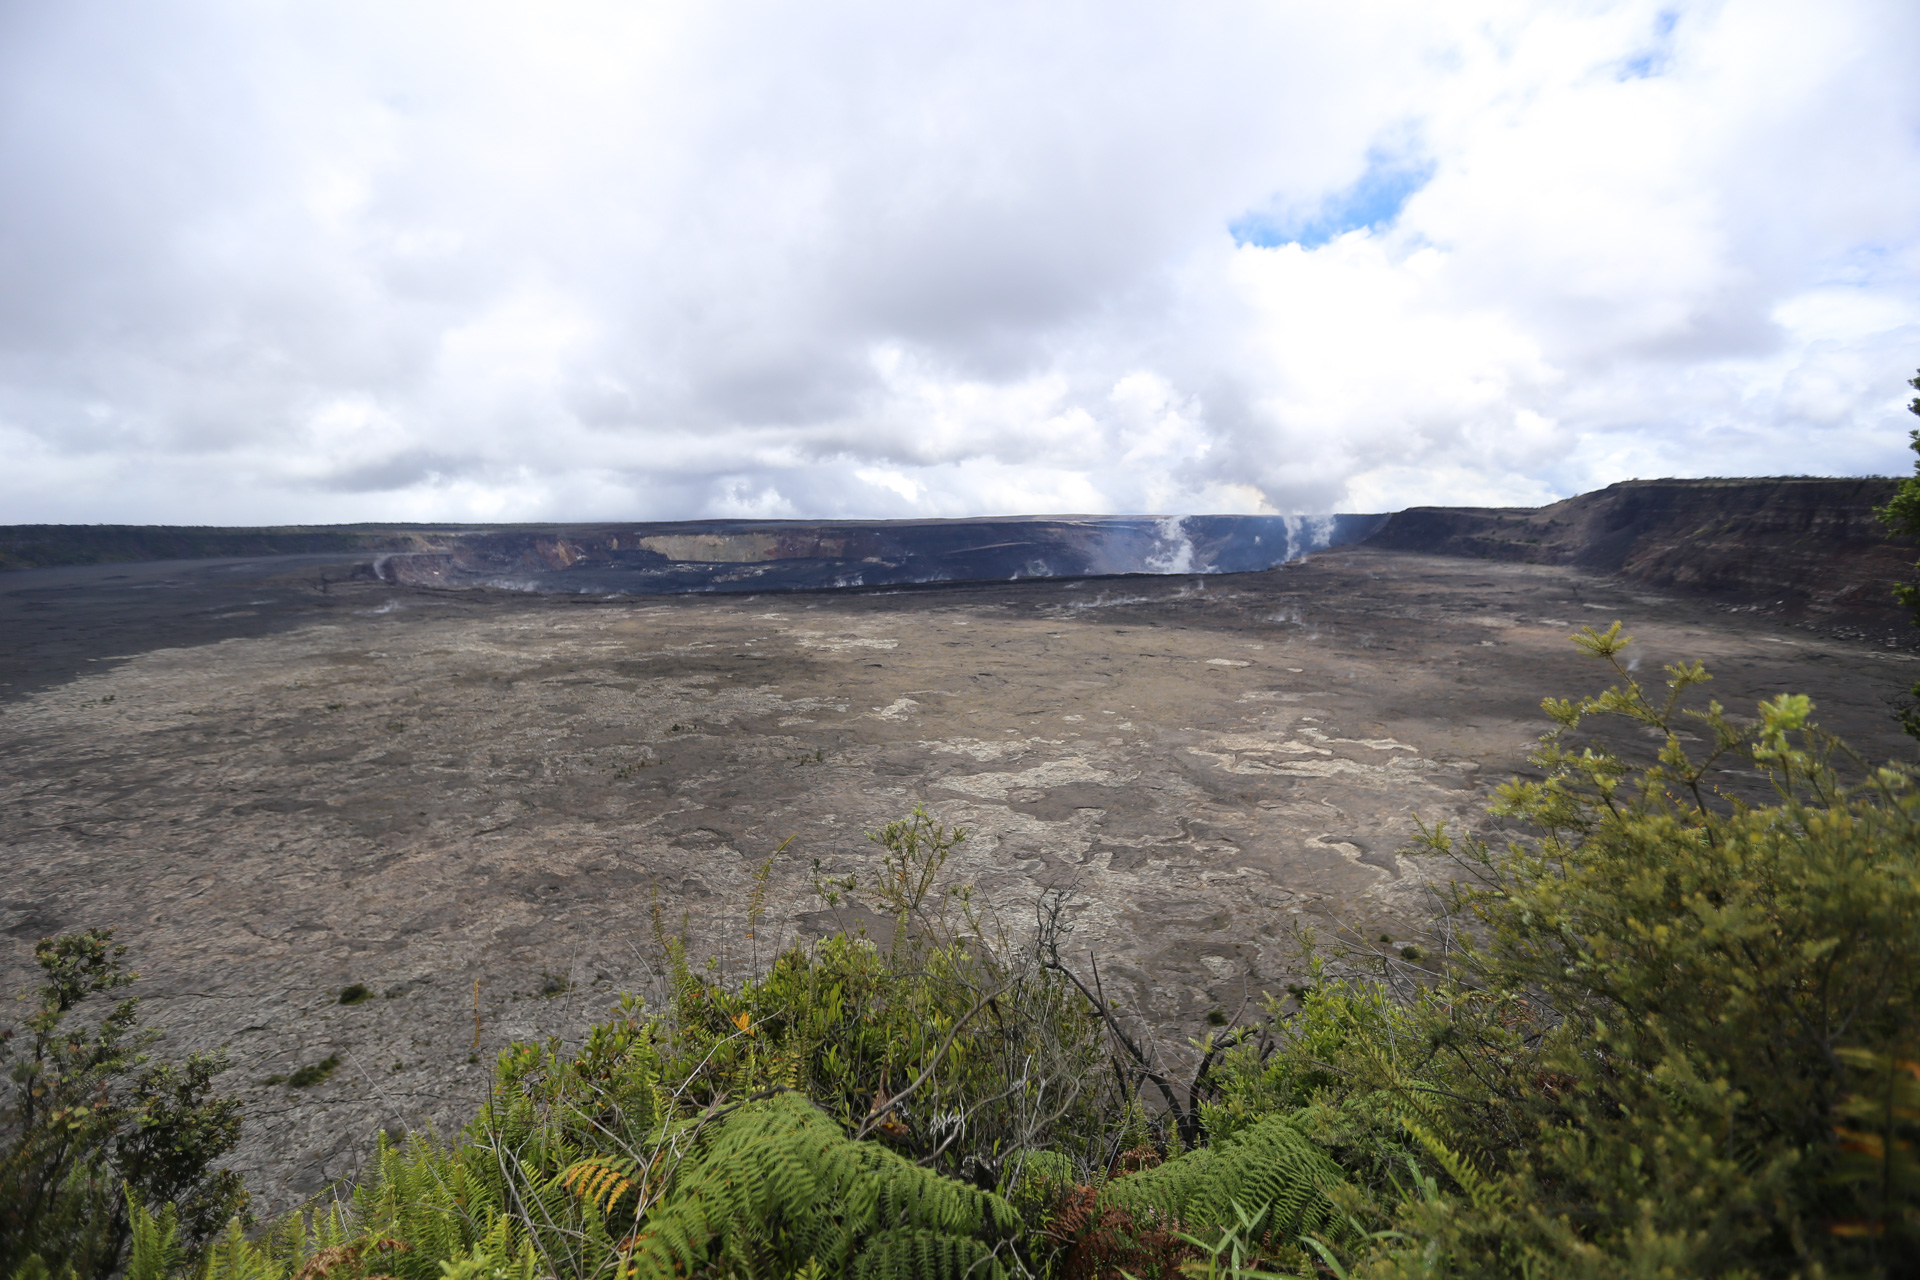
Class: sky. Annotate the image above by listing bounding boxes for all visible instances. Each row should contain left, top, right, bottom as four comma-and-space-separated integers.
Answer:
1, 0, 1917, 525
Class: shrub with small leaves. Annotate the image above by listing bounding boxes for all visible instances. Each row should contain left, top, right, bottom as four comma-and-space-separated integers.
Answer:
1210, 626, 1920, 1277
0, 929, 246, 1280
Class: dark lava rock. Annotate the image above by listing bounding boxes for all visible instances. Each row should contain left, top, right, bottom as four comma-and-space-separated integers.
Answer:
1365, 476, 1914, 636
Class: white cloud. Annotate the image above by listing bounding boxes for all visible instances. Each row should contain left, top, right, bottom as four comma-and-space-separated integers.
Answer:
854, 467, 924, 505
0, 0, 1914, 523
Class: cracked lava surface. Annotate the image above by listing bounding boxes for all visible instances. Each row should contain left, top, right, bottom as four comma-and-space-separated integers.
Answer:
2, 546, 1912, 1210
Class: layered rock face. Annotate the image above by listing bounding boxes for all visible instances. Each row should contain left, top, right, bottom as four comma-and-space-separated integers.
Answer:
367, 514, 1391, 594
0, 524, 443, 571
1366, 478, 1915, 636
0, 514, 1382, 593
8, 480, 1908, 632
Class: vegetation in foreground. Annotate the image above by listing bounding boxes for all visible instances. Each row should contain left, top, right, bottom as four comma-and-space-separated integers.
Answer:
0, 931, 246, 1280
6, 626, 1920, 1279
1878, 364, 1920, 739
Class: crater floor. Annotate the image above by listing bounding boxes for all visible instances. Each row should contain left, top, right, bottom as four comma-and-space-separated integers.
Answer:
2, 546, 1912, 1211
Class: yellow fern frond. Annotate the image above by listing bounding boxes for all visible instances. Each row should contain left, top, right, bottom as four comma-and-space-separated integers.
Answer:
559, 1156, 643, 1213
1396, 1113, 1502, 1212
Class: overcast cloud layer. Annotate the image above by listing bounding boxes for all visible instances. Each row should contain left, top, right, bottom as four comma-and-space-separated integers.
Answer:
2, 0, 1917, 524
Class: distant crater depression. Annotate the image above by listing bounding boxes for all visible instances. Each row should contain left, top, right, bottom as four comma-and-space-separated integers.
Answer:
366, 514, 1392, 595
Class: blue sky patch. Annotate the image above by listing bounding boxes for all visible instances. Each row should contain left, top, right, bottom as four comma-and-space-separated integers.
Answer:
1230, 151, 1435, 249
1619, 9, 1678, 79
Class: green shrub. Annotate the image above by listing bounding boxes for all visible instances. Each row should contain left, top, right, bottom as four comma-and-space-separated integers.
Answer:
1876, 364, 1920, 736
1211, 626, 1920, 1277
282, 1056, 340, 1089
0, 930, 247, 1280
146, 809, 1122, 1280
649, 808, 1120, 1185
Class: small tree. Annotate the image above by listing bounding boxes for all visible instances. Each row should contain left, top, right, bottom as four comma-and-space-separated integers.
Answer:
0, 929, 247, 1280
1876, 365, 1920, 736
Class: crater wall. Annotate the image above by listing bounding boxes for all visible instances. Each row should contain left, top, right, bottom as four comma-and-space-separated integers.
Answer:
1365, 477, 1913, 636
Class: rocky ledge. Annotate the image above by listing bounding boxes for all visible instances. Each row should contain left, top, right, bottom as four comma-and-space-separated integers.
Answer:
1365, 477, 1914, 639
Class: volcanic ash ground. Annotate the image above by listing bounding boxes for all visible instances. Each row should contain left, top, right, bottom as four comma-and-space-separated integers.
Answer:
2, 546, 1911, 1211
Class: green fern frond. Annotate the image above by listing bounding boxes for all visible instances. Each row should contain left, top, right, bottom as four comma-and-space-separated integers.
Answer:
623, 1092, 1014, 1279
199, 1218, 288, 1280
850, 1228, 1001, 1280
1331, 1011, 1503, 1210
124, 1191, 184, 1280
431, 1217, 537, 1280
1098, 1112, 1348, 1246
1394, 1113, 1501, 1211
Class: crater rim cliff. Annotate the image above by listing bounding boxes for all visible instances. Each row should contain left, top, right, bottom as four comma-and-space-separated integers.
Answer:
1360, 474, 1913, 639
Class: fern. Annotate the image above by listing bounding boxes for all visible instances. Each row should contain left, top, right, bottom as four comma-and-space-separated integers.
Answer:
1002, 1149, 1077, 1208
558, 1155, 644, 1215
1096, 1112, 1347, 1246
1334, 1012, 1503, 1212
1832, 1044, 1920, 1237
626, 1091, 1017, 1279
431, 1219, 538, 1280
1393, 1112, 1498, 1212
849, 1228, 1002, 1280
123, 1194, 183, 1280
198, 1219, 288, 1280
